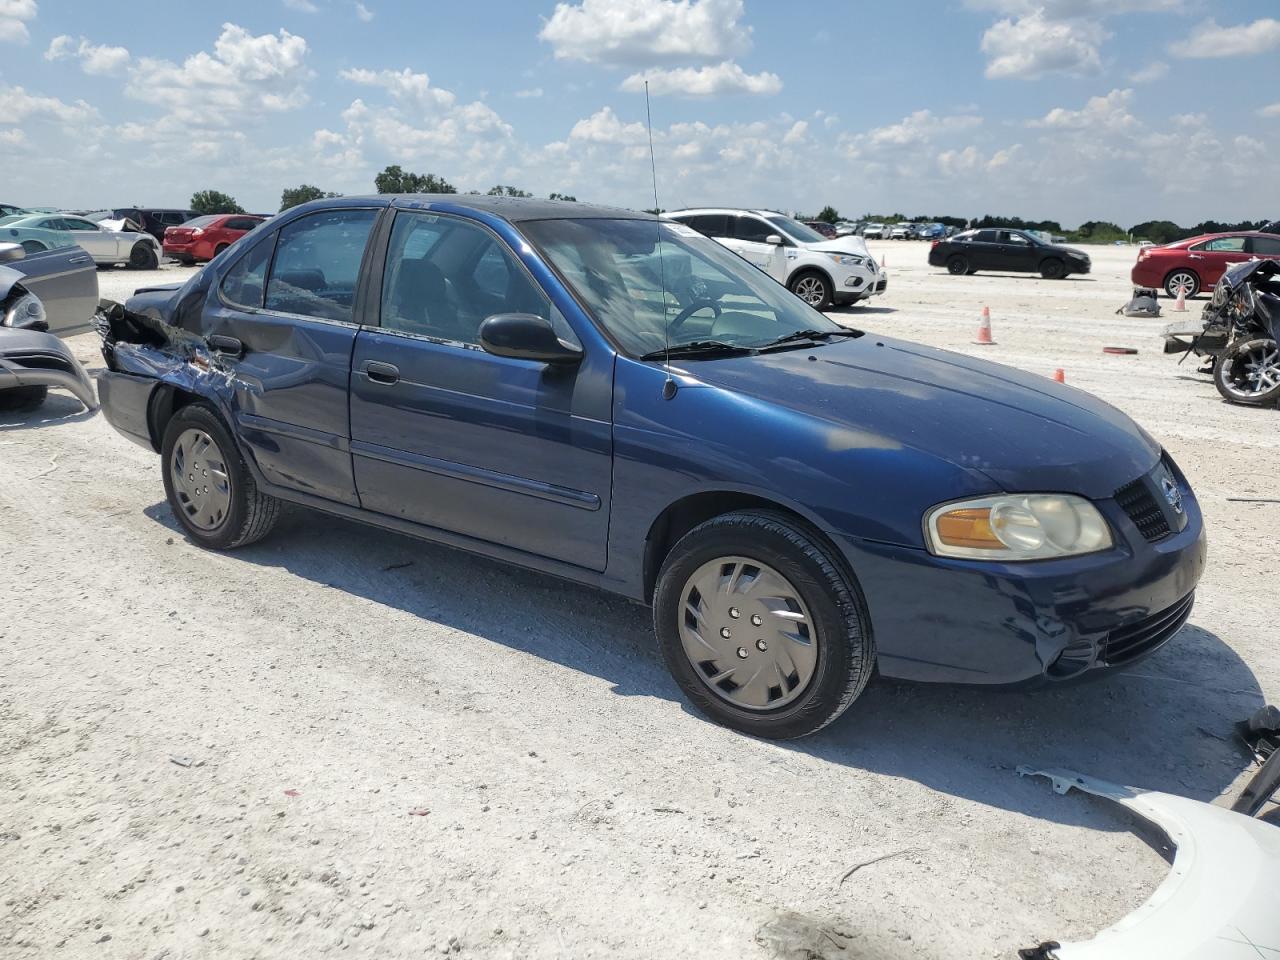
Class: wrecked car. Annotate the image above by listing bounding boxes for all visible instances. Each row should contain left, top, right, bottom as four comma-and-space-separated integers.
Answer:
1, 245, 97, 412
96, 195, 1206, 739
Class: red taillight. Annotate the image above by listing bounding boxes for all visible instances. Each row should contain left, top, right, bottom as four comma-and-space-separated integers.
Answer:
931, 240, 939, 249
190, 228, 204, 237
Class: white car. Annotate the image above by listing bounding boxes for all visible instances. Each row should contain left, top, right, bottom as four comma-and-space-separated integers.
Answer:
889, 223, 915, 240
666, 208, 887, 310
0, 213, 161, 269
862, 222, 887, 239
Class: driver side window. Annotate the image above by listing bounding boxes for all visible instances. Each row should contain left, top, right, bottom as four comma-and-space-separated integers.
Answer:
734, 216, 774, 243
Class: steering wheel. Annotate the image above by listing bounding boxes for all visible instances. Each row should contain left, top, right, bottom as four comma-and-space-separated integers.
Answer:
669, 298, 721, 333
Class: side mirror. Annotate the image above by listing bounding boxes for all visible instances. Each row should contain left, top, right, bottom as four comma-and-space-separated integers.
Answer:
479, 313, 583, 365
0, 242, 26, 264
765, 234, 784, 246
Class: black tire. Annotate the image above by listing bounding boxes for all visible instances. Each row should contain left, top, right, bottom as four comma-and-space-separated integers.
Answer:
1214, 337, 1280, 406
160, 403, 280, 549
214, 243, 229, 257
178, 254, 195, 265
788, 270, 833, 311
652, 510, 875, 739
1039, 258, 1066, 280
129, 243, 158, 270
946, 255, 969, 276
1164, 269, 1200, 300
0, 385, 48, 411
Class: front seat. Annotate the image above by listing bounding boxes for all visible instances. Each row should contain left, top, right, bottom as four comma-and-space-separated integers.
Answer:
389, 257, 461, 340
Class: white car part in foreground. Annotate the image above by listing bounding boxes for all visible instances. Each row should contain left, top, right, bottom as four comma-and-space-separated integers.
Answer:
1017, 765, 1280, 959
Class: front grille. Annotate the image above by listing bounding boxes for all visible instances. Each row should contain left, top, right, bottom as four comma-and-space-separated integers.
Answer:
1115, 476, 1171, 542
1101, 592, 1194, 666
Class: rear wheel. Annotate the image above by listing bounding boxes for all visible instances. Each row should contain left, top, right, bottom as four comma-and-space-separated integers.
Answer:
129, 243, 158, 270
1039, 258, 1066, 279
1214, 337, 1280, 406
161, 404, 280, 549
214, 243, 230, 257
947, 255, 970, 275
653, 510, 875, 739
788, 271, 833, 311
1164, 269, 1200, 300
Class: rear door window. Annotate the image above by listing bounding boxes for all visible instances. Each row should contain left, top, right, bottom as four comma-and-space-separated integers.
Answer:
224, 218, 261, 232
680, 214, 730, 238
264, 208, 377, 322
1192, 236, 1246, 252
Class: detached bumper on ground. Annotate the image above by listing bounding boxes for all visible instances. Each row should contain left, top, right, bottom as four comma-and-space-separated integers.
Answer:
0, 327, 98, 410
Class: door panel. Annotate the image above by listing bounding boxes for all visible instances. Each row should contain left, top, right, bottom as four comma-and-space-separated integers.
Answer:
11, 245, 98, 336
201, 207, 379, 505
349, 210, 613, 571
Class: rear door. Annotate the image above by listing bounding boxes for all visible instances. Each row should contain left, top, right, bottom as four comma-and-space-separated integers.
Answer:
959, 229, 1000, 269
348, 209, 613, 571
199, 205, 379, 506
8, 229, 97, 336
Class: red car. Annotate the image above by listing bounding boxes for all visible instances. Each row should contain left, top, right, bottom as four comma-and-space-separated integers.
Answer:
802, 220, 838, 239
1131, 231, 1280, 299
163, 214, 265, 265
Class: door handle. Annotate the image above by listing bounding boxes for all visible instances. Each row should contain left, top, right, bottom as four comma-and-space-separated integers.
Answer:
208, 335, 243, 357
364, 360, 400, 385
68, 255, 92, 264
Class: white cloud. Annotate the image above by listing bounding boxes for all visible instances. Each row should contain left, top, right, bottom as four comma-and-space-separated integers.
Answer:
568, 106, 647, 145
1128, 61, 1168, 83
782, 120, 807, 145
540, 0, 751, 65
354, 2, 374, 21
126, 23, 313, 126
981, 12, 1105, 78
340, 66, 458, 112
1260, 103, 1280, 119
0, 84, 97, 124
864, 109, 983, 148
45, 34, 131, 75
515, 87, 543, 99
620, 61, 780, 97
1169, 18, 1280, 58
0, 0, 36, 44
283, 0, 318, 11
1031, 88, 1137, 132
0, 127, 26, 145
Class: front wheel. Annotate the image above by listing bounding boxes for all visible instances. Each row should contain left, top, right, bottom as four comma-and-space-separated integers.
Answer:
946, 255, 970, 276
1039, 258, 1066, 279
129, 243, 158, 270
1165, 269, 1200, 300
1214, 337, 1280, 406
788, 271, 833, 311
161, 404, 281, 549
652, 510, 875, 739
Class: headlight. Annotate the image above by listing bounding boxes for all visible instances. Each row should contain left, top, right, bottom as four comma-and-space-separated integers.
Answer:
826, 253, 865, 267
3, 291, 46, 329
924, 494, 1112, 561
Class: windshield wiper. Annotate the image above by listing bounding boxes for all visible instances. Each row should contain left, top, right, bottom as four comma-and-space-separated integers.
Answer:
757, 328, 863, 348
640, 340, 756, 361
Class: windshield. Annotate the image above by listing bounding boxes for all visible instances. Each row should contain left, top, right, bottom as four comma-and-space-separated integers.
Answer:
765, 215, 826, 244
521, 217, 844, 358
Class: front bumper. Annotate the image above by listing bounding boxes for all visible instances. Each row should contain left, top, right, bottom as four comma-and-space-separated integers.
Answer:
0, 328, 99, 410
844, 464, 1206, 686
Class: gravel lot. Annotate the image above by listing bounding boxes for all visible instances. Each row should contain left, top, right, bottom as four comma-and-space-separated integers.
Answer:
2, 245, 1276, 959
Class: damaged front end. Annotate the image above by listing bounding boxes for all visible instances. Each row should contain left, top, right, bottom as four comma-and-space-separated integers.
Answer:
1017, 756, 1280, 960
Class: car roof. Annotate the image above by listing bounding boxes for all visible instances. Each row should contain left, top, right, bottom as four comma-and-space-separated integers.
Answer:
666, 207, 784, 218
376, 194, 651, 223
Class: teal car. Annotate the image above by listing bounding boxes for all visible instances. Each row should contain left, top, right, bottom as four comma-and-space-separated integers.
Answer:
0, 215, 76, 256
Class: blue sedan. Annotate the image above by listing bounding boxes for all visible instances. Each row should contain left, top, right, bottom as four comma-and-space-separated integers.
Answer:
96, 196, 1206, 739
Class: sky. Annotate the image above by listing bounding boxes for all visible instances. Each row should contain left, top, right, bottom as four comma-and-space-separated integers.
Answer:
1, 0, 1278, 227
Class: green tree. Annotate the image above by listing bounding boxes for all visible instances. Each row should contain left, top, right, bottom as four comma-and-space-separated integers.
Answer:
190, 190, 245, 215
486, 185, 532, 197
374, 165, 456, 194
279, 184, 339, 211
549, 192, 577, 201
816, 205, 840, 224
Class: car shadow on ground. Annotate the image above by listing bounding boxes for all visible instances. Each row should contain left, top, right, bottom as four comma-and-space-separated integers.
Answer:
0, 393, 97, 431
141, 501, 1263, 830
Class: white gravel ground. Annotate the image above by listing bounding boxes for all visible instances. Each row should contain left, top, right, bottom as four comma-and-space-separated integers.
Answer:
1, 245, 1276, 959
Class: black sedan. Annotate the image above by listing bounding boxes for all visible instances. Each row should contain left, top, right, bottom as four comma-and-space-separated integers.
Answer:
928, 228, 1091, 279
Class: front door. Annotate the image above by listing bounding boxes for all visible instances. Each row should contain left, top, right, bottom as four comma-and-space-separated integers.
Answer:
1190, 235, 1251, 286
731, 215, 787, 278
349, 210, 613, 571
60, 217, 122, 262
199, 206, 380, 506
994, 230, 1036, 272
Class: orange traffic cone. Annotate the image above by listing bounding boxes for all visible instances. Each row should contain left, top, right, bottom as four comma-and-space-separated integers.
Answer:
1053, 368, 1065, 383
1174, 288, 1187, 312
973, 306, 995, 345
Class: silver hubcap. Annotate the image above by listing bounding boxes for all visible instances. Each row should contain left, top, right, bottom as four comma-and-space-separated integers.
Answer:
1230, 344, 1280, 396
1169, 273, 1195, 297
678, 556, 818, 711
794, 277, 825, 306
171, 428, 231, 530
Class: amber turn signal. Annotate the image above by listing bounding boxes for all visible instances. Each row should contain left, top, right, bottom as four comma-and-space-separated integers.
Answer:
933, 508, 1003, 549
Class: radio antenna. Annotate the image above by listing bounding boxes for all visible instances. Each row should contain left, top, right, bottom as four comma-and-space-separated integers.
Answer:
644, 81, 676, 400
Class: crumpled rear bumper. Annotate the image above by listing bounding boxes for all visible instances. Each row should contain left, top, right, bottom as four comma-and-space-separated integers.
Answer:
0, 328, 98, 410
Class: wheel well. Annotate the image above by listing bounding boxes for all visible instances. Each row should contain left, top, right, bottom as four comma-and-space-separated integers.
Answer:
641, 491, 852, 603
788, 266, 832, 291
147, 384, 205, 451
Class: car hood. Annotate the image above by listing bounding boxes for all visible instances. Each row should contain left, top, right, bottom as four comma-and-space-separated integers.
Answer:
805, 236, 872, 258
1044, 243, 1090, 261
683, 336, 1159, 499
